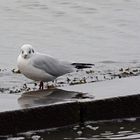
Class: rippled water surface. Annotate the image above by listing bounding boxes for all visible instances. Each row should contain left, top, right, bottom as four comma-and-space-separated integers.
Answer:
0, 0, 140, 68
3, 118, 140, 140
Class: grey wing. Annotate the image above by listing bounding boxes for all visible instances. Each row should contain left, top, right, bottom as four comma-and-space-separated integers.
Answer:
32, 54, 74, 77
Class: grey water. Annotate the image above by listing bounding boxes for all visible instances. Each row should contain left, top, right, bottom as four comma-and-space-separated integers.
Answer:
0, 0, 140, 68
3, 118, 140, 140
0, 0, 140, 139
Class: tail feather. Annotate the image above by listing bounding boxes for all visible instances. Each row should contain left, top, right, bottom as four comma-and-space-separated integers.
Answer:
71, 63, 94, 69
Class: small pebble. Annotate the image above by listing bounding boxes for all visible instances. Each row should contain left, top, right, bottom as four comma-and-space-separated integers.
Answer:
77, 131, 82, 136
31, 135, 41, 140
120, 127, 124, 130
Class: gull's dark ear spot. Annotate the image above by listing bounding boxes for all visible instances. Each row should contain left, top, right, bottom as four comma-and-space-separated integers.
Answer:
32, 49, 34, 53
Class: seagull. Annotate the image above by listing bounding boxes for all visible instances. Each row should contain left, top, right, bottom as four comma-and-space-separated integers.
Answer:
17, 44, 94, 89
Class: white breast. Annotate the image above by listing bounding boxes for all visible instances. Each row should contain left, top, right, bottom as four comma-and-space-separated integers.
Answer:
17, 55, 55, 82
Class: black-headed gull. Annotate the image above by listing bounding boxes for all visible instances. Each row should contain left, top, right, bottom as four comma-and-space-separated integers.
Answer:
17, 44, 94, 89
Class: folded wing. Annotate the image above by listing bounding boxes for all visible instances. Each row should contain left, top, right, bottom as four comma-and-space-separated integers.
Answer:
32, 53, 74, 77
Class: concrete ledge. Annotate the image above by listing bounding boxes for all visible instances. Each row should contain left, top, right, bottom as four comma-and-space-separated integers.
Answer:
1, 94, 140, 135
0, 102, 80, 135
80, 94, 140, 122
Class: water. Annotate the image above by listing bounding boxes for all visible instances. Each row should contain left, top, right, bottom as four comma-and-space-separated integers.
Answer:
1, 0, 140, 139
3, 118, 140, 140
0, 0, 140, 68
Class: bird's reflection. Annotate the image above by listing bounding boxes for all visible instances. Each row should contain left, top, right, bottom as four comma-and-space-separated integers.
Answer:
18, 88, 93, 109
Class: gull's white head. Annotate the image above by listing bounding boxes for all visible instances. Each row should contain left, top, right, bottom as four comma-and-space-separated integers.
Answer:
20, 44, 35, 59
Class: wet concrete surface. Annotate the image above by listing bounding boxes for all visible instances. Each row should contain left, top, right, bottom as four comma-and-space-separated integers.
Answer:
1, 90, 140, 135
1, 68, 140, 135
1, 74, 140, 112
18, 89, 92, 109
0, 89, 93, 112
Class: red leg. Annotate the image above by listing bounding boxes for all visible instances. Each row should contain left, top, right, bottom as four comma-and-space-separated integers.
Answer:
39, 81, 44, 90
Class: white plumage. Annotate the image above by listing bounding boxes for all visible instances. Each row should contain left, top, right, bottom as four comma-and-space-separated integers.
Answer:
17, 44, 74, 82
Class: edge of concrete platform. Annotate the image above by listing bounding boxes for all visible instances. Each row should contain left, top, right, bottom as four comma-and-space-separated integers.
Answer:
80, 94, 140, 122
0, 101, 80, 135
1, 94, 140, 135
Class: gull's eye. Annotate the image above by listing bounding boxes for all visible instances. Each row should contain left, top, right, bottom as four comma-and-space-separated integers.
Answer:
29, 50, 31, 54
32, 49, 34, 53
21, 50, 24, 54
